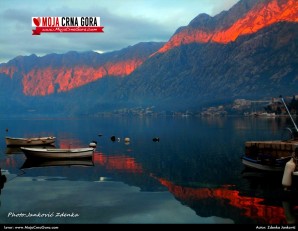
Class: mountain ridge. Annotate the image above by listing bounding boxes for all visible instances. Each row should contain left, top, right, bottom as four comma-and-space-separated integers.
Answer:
156, 0, 298, 54
0, 0, 297, 116
111, 21, 298, 109
0, 42, 164, 96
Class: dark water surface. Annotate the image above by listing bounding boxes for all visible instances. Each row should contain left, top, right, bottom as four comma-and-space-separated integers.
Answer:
0, 116, 296, 224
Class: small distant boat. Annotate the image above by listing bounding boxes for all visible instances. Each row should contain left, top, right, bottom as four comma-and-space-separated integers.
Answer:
20, 158, 94, 169
20, 147, 94, 159
5, 136, 56, 147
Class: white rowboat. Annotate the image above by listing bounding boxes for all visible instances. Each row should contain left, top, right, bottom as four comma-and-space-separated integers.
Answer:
20, 147, 94, 159
6, 136, 56, 146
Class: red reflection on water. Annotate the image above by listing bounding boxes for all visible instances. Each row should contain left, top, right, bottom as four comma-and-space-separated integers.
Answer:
58, 138, 83, 149
5, 158, 18, 168
0, 157, 19, 169
93, 152, 143, 173
155, 176, 287, 224
1, 136, 291, 224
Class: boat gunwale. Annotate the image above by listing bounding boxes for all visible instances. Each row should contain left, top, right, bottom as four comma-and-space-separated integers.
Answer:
241, 156, 287, 172
6, 136, 56, 141
20, 147, 94, 153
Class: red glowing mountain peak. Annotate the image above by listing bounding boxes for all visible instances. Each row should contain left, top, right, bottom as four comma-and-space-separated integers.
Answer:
0, 42, 164, 96
21, 60, 142, 96
156, 0, 298, 54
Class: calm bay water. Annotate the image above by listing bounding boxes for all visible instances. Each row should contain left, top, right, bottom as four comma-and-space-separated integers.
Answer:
0, 116, 296, 224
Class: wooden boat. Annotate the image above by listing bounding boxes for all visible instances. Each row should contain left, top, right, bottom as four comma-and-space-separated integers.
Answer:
242, 96, 298, 172
21, 158, 94, 169
242, 135, 298, 172
20, 147, 94, 159
242, 155, 292, 172
5, 136, 56, 146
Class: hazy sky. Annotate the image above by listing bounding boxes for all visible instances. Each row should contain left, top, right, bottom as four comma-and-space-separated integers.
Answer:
0, 0, 239, 63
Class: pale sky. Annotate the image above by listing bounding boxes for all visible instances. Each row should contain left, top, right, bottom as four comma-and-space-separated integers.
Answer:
0, 0, 239, 63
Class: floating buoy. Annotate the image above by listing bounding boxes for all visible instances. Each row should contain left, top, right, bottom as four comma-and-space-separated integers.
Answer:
282, 158, 296, 189
110, 136, 116, 142
153, 137, 160, 142
89, 141, 97, 148
124, 137, 130, 143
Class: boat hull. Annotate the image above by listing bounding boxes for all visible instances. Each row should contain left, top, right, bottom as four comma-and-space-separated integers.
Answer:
241, 156, 289, 172
6, 145, 55, 154
6, 136, 56, 146
20, 147, 94, 159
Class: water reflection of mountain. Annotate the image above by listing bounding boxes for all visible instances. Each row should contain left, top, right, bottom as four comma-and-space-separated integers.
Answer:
2, 147, 297, 223
153, 175, 297, 224
11, 152, 164, 192
5, 154, 296, 224
92, 152, 165, 191
240, 170, 298, 224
